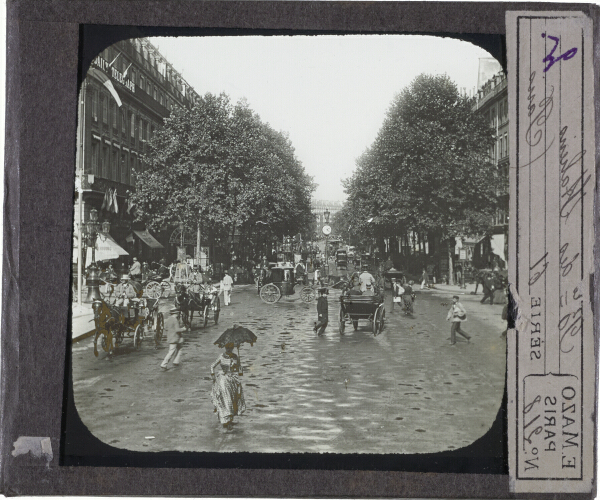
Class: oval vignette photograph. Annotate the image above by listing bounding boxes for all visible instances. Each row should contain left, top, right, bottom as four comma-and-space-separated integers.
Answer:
69, 34, 509, 454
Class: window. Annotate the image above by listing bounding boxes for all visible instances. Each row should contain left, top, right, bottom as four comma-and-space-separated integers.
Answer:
139, 118, 144, 141
504, 134, 508, 157
146, 123, 150, 141
130, 157, 136, 186
112, 149, 118, 181
147, 81, 151, 94
140, 75, 144, 89
153, 87, 157, 101
121, 109, 126, 134
102, 146, 109, 178
112, 103, 117, 129
121, 153, 128, 184
91, 90, 98, 121
101, 95, 107, 124
91, 142, 99, 175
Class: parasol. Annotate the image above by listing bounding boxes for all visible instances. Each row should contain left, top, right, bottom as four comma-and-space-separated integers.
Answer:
214, 325, 257, 365
214, 325, 257, 348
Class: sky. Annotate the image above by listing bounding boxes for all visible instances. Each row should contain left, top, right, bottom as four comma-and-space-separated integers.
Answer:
151, 36, 496, 202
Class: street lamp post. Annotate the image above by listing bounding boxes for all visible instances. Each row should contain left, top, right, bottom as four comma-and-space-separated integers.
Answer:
83, 208, 110, 302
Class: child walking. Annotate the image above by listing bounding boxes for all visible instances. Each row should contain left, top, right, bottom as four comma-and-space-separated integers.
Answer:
446, 295, 471, 345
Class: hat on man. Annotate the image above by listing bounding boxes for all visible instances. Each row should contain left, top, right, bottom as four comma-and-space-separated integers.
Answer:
318, 287, 329, 294
133, 257, 138, 261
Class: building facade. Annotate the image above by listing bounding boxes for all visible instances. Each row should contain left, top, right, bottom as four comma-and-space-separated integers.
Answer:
75, 38, 200, 270
472, 69, 509, 270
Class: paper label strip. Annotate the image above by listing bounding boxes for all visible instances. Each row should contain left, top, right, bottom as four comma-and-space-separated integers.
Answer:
507, 11, 595, 494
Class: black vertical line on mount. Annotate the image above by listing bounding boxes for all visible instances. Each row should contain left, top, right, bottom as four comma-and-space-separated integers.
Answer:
558, 26, 561, 375
543, 18, 547, 376
515, 17, 520, 479
579, 26, 584, 480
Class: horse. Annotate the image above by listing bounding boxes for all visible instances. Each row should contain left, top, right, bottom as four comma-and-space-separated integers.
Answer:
91, 298, 121, 356
174, 282, 207, 330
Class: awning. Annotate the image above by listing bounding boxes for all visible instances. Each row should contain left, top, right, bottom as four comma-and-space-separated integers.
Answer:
490, 234, 506, 263
84, 233, 129, 263
133, 230, 164, 249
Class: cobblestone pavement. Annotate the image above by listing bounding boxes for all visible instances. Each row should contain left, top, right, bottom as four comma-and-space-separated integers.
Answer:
71, 280, 506, 454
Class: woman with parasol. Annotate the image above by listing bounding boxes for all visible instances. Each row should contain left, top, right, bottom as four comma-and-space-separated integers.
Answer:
210, 326, 256, 430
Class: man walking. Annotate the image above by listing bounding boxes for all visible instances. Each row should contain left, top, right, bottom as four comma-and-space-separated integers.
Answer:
221, 269, 234, 306
480, 272, 495, 305
390, 277, 404, 313
313, 265, 321, 285
421, 268, 428, 289
313, 287, 329, 335
446, 295, 471, 345
160, 309, 185, 370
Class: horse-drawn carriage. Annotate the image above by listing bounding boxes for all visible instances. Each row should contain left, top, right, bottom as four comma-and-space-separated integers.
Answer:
258, 264, 316, 303
174, 281, 221, 329
335, 250, 348, 270
338, 290, 386, 336
92, 296, 164, 357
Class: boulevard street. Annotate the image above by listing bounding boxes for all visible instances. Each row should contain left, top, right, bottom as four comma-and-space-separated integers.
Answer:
71, 276, 506, 455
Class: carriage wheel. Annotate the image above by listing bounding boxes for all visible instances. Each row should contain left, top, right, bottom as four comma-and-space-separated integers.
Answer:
145, 281, 161, 299
154, 312, 164, 346
353, 320, 359, 330
94, 327, 113, 357
380, 308, 386, 331
260, 283, 281, 303
372, 312, 379, 336
300, 286, 316, 303
339, 307, 345, 335
160, 281, 172, 298
214, 297, 220, 324
203, 305, 209, 328
373, 308, 384, 336
133, 324, 144, 349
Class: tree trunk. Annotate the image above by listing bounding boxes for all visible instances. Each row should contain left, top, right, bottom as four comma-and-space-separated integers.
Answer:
448, 239, 454, 286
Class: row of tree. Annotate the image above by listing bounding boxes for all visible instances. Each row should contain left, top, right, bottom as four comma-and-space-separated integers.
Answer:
131, 93, 315, 263
332, 74, 500, 277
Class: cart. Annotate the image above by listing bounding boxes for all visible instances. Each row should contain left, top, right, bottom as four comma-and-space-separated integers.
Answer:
174, 282, 221, 329
259, 264, 316, 303
383, 268, 405, 290
335, 250, 348, 270
92, 296, 163, 356
338, 292, 385, 336
141, 297, 165, 346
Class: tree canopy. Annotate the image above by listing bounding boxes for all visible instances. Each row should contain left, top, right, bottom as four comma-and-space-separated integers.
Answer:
131, 93, 315, 258
342, 74, 498, 244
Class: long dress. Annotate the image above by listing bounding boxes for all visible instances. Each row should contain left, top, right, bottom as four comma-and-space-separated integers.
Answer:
210, 352, 246, 425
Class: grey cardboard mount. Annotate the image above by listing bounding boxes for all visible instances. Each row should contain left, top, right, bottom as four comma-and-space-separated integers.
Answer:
2, 1, 598, 497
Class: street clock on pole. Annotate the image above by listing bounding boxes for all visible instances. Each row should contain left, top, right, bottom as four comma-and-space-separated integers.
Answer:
322, 225, 331, 236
